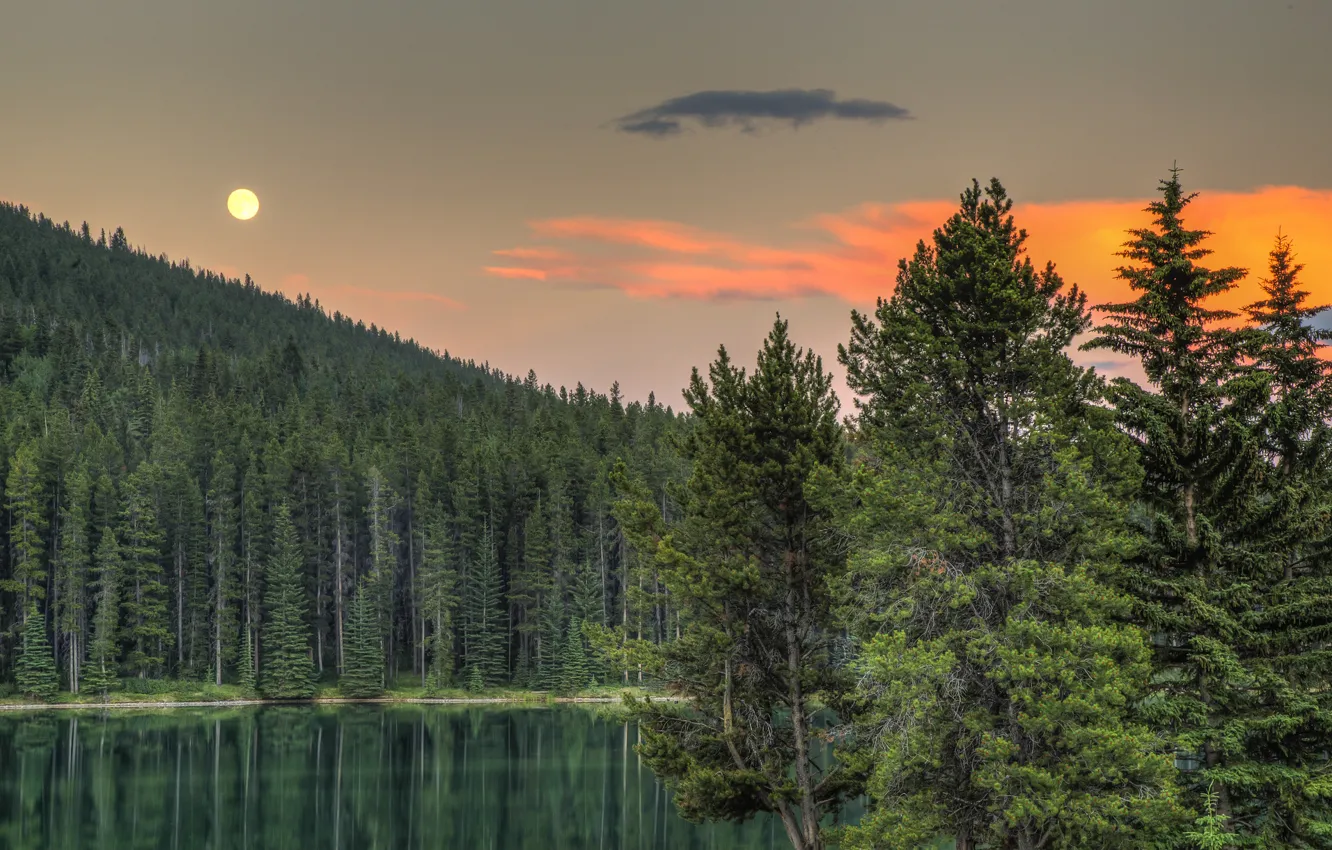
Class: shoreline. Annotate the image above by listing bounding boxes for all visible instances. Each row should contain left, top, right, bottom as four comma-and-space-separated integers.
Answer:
0, 694, 653, 712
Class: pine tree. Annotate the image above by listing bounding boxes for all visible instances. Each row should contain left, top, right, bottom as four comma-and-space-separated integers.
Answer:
119, 465, 171, 678
236, 625, 256, 692
341, 579, 384, 697
463, 522, 507, 685
261, 503, 315, 699
15, 603, 58, 700
1083, 169, 1259, 831
558, 617, 588, 695
82, 527, 122, 699
618, 316, 857, 850
1223, 232, 1332, 844
207, 452, 239, 686
418, 487, 458, 692
54, 465, 92, 694
4, 439, 47, 610
363, 466, 399, 676
840, 179, 1182, 850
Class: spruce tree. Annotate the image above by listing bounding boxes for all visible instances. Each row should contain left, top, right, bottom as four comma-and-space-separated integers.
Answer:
15, 603, 58, 700
418, 489, 458, 692
4, 439, 47, 611
1225, 232, 1332, 844
1083, 168, 1258, 832
464, 522, 507, 685
207, 452, 239, 687
55, 465, 92, 693
363, 466, 399, 663
236, 626, 256, 692
341, 578, 384, 697
119, 465, 171, 677
81, 527, 122, 699
840, 179, 1182, 849
261, 503, 315, 699
558, 617, 588, 695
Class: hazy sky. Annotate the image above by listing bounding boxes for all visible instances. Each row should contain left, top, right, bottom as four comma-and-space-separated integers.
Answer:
4, 0, 1331, 405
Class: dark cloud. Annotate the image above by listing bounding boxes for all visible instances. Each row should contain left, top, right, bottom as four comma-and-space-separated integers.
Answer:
613, 88, 912, 137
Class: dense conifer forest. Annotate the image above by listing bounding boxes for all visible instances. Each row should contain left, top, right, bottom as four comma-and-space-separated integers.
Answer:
4, 165, 1332, 849
0, 201, 686, 699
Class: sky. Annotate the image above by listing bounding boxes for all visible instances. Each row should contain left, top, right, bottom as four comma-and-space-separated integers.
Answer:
3, 0, 1331, 407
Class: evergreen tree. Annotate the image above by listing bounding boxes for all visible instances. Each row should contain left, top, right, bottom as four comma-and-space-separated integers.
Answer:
236, 625, 256, 692
82, 527, 122, 699
418, 486, 458, 691
558, 617, 588, 695
464, 522, 508, 685
54, 465, 92, 693
15, 603, 58, 700
4, 438, 47, 610
465, 662, 483, 693
261, 503, 315, 699
1221, 232, 1332, 844
364, 466, 399, 674
207, 452, 239, 686
617, 316, 856, 850
341, 579, 384, 697
1083, 169, 1260, 831
840, 179, 1181, 850
119, 465, 171, 677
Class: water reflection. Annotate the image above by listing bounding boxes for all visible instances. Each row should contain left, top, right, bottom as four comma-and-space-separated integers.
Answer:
0, 705, 792, 849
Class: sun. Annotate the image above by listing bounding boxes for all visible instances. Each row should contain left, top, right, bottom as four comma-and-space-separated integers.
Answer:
227, 188, 260, 220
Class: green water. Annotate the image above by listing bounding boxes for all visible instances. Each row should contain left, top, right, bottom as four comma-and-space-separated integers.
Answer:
0, 704, 806, 849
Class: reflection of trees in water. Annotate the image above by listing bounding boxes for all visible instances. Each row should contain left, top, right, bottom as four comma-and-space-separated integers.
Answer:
0, 706, 786, 849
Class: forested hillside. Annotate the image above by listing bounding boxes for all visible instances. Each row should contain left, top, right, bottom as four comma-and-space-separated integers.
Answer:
0, 202, 685, 697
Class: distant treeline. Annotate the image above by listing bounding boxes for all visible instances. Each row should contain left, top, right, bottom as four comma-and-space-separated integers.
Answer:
0, 201, 686, 703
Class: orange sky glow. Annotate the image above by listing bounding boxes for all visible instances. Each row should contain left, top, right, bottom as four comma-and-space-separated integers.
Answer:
486, 186, 1332, 316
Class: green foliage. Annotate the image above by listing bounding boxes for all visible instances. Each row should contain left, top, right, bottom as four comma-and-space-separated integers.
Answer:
4, 439, 46, 609
82, 526, 123, 698
558, 618, 589, 695
1083, 170, 1312, 842
464, 523, 508, 685
118, 464, 171, 677
236, 626, 256, 692
341, 580, 385, 698
54, 465, 92, 692
617, 316, 855, 850
0, 202, 680, 700
840, 179, 1182, 849
419, 481, 459, 692
14, 604, 58, 700
261, 503, 315, 699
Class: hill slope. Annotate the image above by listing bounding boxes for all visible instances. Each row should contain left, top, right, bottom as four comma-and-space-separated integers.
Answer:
0, 202, 684, 695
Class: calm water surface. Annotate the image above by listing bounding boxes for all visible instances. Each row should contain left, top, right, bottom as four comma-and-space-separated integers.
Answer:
0, 705, 809, 849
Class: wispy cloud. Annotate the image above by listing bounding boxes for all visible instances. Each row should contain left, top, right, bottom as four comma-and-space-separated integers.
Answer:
613, 88, 912, 137
486, 186, 1332, 310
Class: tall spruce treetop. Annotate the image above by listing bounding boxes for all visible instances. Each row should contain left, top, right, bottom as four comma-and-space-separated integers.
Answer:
839, 179, 1180, 850
842, 177, 1105, 562
621, 316, 854, 850
1082, 169, 1260, 832
1230, 233, 1332, 846
1244, 232, 1332, 470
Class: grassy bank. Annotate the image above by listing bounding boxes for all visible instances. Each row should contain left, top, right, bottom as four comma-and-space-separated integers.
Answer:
0, 679, 663, 710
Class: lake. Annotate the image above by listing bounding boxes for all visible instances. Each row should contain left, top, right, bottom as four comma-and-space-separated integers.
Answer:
0, 704, 812, 849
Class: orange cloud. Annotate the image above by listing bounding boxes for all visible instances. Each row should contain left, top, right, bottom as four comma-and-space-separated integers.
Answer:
487, 186, 1332, 313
